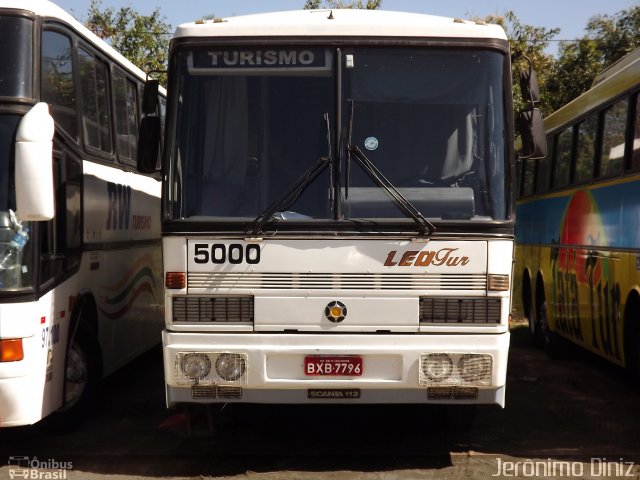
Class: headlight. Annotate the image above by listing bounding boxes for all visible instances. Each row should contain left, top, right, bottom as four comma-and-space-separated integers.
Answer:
422, 353, 453, 383
420, 353, 493, 386
458, 354, 492, 382
181, 353, 211, 379
215, 353, 246, 381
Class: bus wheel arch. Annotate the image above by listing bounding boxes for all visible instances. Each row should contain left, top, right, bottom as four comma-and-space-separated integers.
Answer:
623, 289, 640, 378
58, 293, 102, 425
70, 292, 99, 337
536, 273, 566, 359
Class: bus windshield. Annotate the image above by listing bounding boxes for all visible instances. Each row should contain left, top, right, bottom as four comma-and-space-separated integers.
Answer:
168, 46, 507, 225
0, 15, 34, 99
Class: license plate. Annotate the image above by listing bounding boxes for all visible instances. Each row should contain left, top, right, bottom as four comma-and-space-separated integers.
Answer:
304, 356, 363, 376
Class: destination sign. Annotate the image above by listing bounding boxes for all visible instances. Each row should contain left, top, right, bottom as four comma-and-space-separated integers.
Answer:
188, 48, 331, 74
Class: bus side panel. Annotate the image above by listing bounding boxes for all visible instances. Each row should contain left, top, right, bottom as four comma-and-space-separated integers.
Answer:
82, 161, 163, 376
516, 178, 640, 366
82, 244, 163, 376
0, 276, 80, 426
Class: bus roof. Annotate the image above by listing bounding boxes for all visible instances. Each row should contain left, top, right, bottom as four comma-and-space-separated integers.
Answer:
0, 0, 163, 88
174, 9, 507, 42
545, 46, 640, 134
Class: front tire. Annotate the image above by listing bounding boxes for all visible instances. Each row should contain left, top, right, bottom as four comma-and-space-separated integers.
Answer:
523, 274, 542, 347
62, 327, 101, 413
623, 293, 640, 380
538, 300, 567, 359
41, 323, 102, 430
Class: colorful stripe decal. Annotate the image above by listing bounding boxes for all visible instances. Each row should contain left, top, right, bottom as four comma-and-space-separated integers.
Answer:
98, 254, 158, 320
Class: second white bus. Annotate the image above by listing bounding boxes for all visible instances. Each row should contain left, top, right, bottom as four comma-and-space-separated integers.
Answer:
0, 0, 165, 427
138, 9, 543, 425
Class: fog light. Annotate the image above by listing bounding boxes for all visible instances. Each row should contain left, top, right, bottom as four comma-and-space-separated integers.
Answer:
215, 353, 246, 381
422, 353, 453, 383
181, 353, 211, 379
458, 354, 492, 383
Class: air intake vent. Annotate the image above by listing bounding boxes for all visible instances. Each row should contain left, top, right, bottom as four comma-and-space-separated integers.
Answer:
173, 296, 253, 323
191, 385, 243, 399
420, 298, 500, 324
427, 386, 478, 400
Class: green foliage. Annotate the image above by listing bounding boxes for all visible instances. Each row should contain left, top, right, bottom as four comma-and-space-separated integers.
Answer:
482, 11, 559, 118
304, 0, 382, 9
548, 6, 640, 111
84, 0, 170, 85
82, 0, 640, 119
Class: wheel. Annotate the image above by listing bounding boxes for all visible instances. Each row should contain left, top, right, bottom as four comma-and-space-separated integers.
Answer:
523, 275, 542, 347
62, 327, 100, 412
538, 300, 567, 359
527, 311, 542, 347
41, 322, 102, 430
623, 294, 640, 380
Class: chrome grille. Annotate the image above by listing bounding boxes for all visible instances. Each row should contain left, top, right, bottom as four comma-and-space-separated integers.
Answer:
173, 296, 253, 322
420, 298, 500, 323
188, 272, 486, 291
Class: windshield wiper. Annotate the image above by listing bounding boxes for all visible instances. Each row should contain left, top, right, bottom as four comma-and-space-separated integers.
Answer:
346, 145, 436, 235
250, 114, 332, 235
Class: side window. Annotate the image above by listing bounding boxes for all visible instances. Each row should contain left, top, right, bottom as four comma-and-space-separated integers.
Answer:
574, 113, 597, 184
598, 98, 628, 178
553, 127, 573, 189
39, 154, 82, 289
534, 134, 553, 193
113, 69, 139, 164
631, 93, 640, 172
78, 47, 112, 154
41, 30, 77, 140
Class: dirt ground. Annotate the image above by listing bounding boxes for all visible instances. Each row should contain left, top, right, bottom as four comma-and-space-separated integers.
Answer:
1, 320, 640, 479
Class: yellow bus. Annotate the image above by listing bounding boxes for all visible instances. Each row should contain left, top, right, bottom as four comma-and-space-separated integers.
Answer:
514, 47, 640, 372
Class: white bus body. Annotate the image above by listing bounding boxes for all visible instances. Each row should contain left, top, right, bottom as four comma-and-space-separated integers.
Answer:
157, 10, 515, 412
0, 0, 164, 427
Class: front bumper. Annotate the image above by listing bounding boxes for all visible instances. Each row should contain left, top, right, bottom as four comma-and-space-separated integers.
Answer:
163, 331, 510, 407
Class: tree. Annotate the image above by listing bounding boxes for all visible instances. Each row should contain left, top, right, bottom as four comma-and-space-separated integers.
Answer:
547, 6, 640, 111
482, 11, 559, 118
304, 0, 382, 9
84, 0, 170, 85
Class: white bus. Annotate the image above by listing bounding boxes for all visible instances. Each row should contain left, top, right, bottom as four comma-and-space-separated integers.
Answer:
0, 0, 165, 427
138, 9, 541, 424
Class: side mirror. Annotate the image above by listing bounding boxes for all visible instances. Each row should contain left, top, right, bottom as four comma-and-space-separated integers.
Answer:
142, 79, 159, 115
520, 68, 540, 105
137, 116, 161, 173
519, 108, 547, 159
137, 79, 162, 173
15, 103, 55, 221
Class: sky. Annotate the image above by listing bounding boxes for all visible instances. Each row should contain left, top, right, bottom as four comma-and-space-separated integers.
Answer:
56, 0, 640, 56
